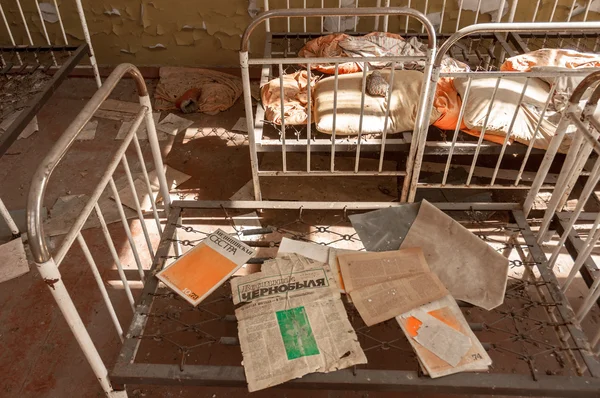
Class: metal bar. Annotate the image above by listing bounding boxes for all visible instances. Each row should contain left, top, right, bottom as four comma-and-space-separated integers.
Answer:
549, 0, 559, 22
53, 0, 69, 45
35, 259, 122, 396
248, 55, 427, 65
263, 0, 270, 31
515, 83, 556, 186
258, 170, 406, 177
0, 198, 19, 236
331, 63, 339, 172
466, 77, 502, 186
555, 213, 600, 302
0, 44, 88, 159
574, 115, 600, 156
491, 78, 530, 186
439, 70, 596, 78
131, 134, 162, 235
241, 7, 437, 52
421, 0, 429, 33
109, 178, 146, 283
138, 94, 170, 215
114, 208, 181, 367
378, 63, 396, 173
286, 0, 290, 31
561, 212, 600, 291
34, 0, 58, 66
52, 108, 146, 267
513, 210, 600, 378
110, 363, 600, 396
442, 77, 471, 186
278, 64, 287, 173
547, 155, 600, 269
354, 65, 368, 173
577, 277, 600, 322
0, 2, 22, 65
434, 22, 600, 68
173, 200, 520, 211
383, 0, 390, 32
74, 0, 101, 87
439, 0, 447, 33
93, 204, 135, 311
240, 51, 262, 200
473, 0, 482, 25
306, 64, 311, 173
16, 0, 35, 46
121, 154, 154, 259
405, 0, 411, 33
76, 234, 124, 341
454, 1, 464, 32
418, 183, 553, 190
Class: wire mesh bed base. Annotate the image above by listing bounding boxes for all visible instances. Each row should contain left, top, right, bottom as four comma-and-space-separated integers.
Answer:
110, 200, 600, 396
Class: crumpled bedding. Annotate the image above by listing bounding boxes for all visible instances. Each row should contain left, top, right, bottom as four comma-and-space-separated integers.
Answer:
260, 70, 319, 125
155, 67, 242, 115
453, 76, 573, 152
299, 32, 469, 75
500, 49, 600, 72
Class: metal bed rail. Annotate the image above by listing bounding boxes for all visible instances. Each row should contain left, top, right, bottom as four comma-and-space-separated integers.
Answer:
241, 7, 437, 201
0, 0, 100, 86
261, 0, 598, 34
408, 21, 600, 205
529, 70, 600, 355
26, 64, 173, 398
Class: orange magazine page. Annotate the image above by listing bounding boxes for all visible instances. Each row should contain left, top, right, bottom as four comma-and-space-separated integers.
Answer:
397, 295, 491, 377
157, 229, 255, 306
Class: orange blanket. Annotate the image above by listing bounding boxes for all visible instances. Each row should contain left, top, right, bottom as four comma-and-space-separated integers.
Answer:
260, 70, 318, 125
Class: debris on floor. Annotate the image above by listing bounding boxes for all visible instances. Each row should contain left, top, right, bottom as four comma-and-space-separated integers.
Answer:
0, 237, 29, 283
0, 111, 39, 139
154, 67, 243, 115
115, 112, 168, 140
231, 117, 248, 132
94, 98, 142, 121
156, 113, 194, 136
229, 180, 254, 201
44, 194, 137, 237
76, 120, 98, 141
157, 229, 255, 306
231, 253, 367, 392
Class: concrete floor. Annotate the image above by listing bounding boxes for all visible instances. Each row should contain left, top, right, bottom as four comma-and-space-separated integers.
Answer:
0, 75, 598, 398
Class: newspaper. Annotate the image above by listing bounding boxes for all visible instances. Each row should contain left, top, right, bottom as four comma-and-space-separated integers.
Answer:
232, 254, 367, 391
397, 295, 492, 377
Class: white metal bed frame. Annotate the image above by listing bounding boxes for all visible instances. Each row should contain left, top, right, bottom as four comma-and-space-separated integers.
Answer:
241, 2, 600, 204
0, 0, 100, 240
24, 65, 600, 397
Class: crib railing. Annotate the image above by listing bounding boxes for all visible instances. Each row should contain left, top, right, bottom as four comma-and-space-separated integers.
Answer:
408, 21, 600, 205
240, 7, 437, 201
0, 0, 100, 87
531, 70, 600, 355
26, 64, 173, 397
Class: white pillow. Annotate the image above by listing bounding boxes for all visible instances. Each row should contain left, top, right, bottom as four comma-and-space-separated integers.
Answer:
314, 70, 440, 135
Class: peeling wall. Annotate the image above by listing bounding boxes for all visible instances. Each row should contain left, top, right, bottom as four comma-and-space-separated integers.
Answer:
0, 0, 598, 67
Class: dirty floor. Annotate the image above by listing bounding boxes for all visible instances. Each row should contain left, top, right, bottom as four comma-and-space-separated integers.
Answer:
0, 76, 598, 398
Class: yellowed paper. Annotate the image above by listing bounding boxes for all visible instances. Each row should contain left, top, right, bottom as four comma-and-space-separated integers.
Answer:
350, 272, 448, 327
337, 248, 430, 293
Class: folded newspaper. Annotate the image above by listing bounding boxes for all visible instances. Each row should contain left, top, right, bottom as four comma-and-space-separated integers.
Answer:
231, 253, 367, 391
